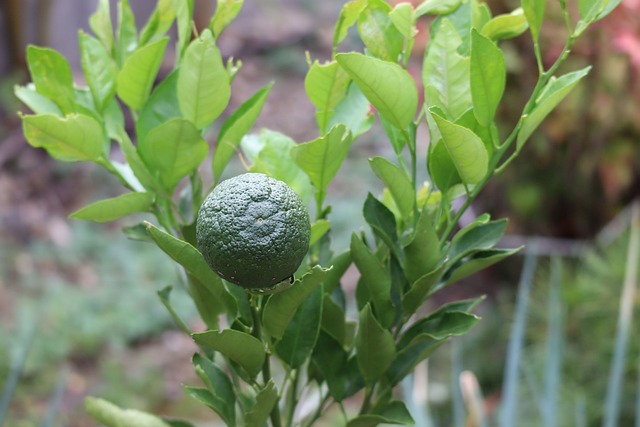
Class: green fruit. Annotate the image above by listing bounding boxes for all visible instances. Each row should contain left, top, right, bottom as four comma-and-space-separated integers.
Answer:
196, 173, 310, 290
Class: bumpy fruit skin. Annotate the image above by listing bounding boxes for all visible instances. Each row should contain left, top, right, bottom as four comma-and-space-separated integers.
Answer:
196, 173, 311, 289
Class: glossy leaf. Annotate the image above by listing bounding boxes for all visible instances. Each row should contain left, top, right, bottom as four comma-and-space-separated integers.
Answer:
136, 70, 181, 144
116, 37, 169, 111
357, 0, 404, 61
428, 138, 461, 192
178, 29, 230, 129
390, 3, 416, 39
350, 233, 395, 328
310, 219, 331, 246
321, 294, 347, 345
399, 305, 481, 348
291, 124, 353, 202
481, 8, 529, 41
422, 19, 470, 120
26, 46, 76, 114
138, 118, 208, 191
470, 29, 505, 127
334, 0, 368, 47
192, 353, 236, 426
241, 130, 313, 203
305, 60, 350, 134
139, 0, 176, 45
312, 332, 363, 401
363, 193, 400, 257
416, 0, 462, 16
113, 124, 161, 193
176, 0, 195, 62
263, 265, 329, 340
79, 32, 117, 112
346, 401, 415, 427
116, 0, 138, 66
69, 192, 154, 223
323, 250, 352, 295
356, 304, 396, 386
244, 380, 278, 427
402, 263, 447, 314
522, 0, 545, 42
445, 247, 522, 284
184, 387, 232, 425
192, 329, 266, 378
15, 84, 63, 116
329, 82, 374, 137
517, 67, 591, 149
213, 83, 272, 183
85, 397, 171, 427
336, 52, 418, 130
403, 206, 440, 283
276, 285, 323, 368
579, 0, 621, 24
448, 219, 508, 265
144, 222, 237, 315
210, 0, 243, 37
369, 157, 415, 222
432, 112, 488, 185
89, 0, 114, 53
22, 113, 103, 162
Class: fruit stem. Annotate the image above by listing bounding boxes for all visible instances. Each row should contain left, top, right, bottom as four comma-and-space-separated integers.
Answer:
249, 294, 283, 427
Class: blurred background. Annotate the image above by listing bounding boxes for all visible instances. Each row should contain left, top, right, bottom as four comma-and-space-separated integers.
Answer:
0, 0, 639, 426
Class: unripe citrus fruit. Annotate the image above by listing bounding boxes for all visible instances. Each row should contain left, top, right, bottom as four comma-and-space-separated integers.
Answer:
196, 173, 311, 290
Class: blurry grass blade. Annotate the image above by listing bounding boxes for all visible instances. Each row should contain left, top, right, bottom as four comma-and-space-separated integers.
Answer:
603, 200, 640, 427
499, 253, 537, 427
542, 258, 564, 427
40, 366, 69, 427
460, 371, 488, 427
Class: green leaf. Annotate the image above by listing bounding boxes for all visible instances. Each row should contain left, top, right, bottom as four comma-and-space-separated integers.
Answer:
350, 233, 395, 328
136, 70, 181, 144
431, 112, 488, 185
402, 206, 441, 283
579, 0, 620, 25
291, 124, 353, 203
336, 52, 418, 130
321, 294, 347, 345
470, 29, 505, 127
15, 84, 63, 115
276, 285, 324, 368
448, 218, 508, 265
368, 156, 415, 223
422, 19, 470, 120
210, 0, 243, 37
305, 60, 350, 134
310, 220, 331, 246
241, 130, 313, 203
416, 0, 462, 16
85, 396, 172, 427
445, 247, 522, 284
69, 192, 154, 223
356, 304, 396, 386
113, 124, 162, 193
176, 0, 195, 62
357, 0, 404, 61
399, 306, 481, 348
263, 266, 329, 340
116, 37, 169, 111
192, 329, 266, 379
144, 222, 238, 315
481, 8, 529, 41
139, 0, 176, 45
427, 139, 462, 193
329, 82, 374, 138
334, 0, 368, 47
363, 193, 400, 257
192, 353, 236, 425
26, 46, 76, 115
116, 0, 138, 66
346, 401, 415, 427
312, 332, 363, 400
402, 263, 447, 314
243, 380, 278, 427
213, 83, 272, 183
183, 387, 232, 425
138, 118, 209, 191
517, 67, 591, 149
522, 0, 545, 43
22, 113, 104, 162
89, 0, 114, 54
390, 2, 417, 39
79, 31, 118, 112
324, 250, 353, 295
178, 29, 230, 129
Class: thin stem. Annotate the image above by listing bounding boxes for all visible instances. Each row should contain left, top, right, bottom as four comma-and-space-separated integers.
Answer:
249, 295, 282, 427
359, 385, 375, 415
285, 369, 300, 427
